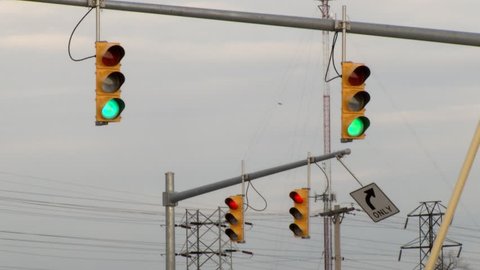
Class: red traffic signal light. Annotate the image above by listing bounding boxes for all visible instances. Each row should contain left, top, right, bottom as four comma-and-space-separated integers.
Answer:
341, 62, 371, 142
289, 188, 309, 238
225, 197, 240, 210
290, 191, 305, 204
224, 195, 244, 243
95, 41, 126, 126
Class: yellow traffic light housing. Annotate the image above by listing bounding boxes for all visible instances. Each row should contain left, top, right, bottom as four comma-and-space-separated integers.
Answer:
341, 62, 371, 142
289, 188, 310, 238
224, 195, 244, 243
95, 41, 125, 126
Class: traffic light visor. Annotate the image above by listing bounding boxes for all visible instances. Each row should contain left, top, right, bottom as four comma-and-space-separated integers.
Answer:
225, 213, 239, 225
101, 72, 125, 93
347, 91, 370, 111
347, 65, 370, 86
289, 207, 303, 219
225, 229, 239, 241
289, 224, 303, 237
102, 45, 125, 66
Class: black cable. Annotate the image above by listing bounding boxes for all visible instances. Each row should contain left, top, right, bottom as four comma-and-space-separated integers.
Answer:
68, 7, 96, 62
244, 181, 267, 212
324, 31, 342, 82
314, 162, 329, 195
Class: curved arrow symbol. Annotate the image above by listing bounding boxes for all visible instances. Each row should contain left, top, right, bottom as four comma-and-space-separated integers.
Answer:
364, 188, 376, 210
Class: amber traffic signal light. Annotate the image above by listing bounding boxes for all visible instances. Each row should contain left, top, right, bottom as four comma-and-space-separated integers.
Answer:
95, 41, 125, 126
289, 188, 309, 238
224, 195, 244, 243
341, 62, 371, 142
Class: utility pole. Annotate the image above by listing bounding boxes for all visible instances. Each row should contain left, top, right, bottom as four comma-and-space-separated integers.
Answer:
320, 205, 355, 270
318, 0, 333, 268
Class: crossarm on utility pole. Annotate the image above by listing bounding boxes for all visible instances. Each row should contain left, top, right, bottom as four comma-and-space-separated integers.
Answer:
165, 149, 351, 205
320, 205, 355, 270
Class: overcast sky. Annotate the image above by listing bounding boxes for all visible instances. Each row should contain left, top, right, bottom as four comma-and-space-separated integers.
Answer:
1, 0, 479, 269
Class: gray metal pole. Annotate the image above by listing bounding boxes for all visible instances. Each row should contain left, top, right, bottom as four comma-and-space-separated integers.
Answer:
334, 205, 341, 270
95, 0, 100, 41
218, 207, 222, 270
168, 149, 350, 204
165, 172, 176, 270
19, 0, 480, 47
341, 5, 347, 62
319, 0, 333, 268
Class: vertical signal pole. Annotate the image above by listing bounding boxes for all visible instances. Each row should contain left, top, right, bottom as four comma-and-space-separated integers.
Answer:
341, 6, 347, 62
165, 172, 176, 270
95, 0, 100, 41
241, 161, 246, 242
319, 1, 332, 269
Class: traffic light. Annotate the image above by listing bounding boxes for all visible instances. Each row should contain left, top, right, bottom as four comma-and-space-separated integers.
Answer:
224, 195, 244, 243
95, 41, 125, 126
341, 61, 371, 142
289, 188, 309, 238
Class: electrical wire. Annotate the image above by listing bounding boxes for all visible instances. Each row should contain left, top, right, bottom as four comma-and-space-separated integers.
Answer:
314, 161, 329, 196
0, 170, 162, 201
244, 180, 267, 212
0, 188, 161, 207
324, 31, 342, 82
68, 7, 96, 62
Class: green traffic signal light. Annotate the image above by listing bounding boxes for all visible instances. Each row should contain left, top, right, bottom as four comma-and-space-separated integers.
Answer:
101, 98, 125, 120
347, 117, 370, 137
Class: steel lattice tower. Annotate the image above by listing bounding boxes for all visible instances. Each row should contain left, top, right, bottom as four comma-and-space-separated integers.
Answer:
399, 201, 462, 270
179, 208, 233, 270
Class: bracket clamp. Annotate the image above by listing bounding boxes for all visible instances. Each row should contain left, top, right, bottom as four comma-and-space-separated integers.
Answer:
87, 0, 106, 8
334, 19, 351, 31
163, 191, 179, 207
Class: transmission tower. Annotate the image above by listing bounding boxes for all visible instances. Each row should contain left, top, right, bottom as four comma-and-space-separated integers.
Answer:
399, 201, 462, 270
179, 208, 233, 270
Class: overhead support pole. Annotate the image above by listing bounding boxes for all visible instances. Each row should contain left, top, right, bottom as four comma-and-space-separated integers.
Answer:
95, 0, 100, 41
19, 0, 480, 47
341, 5, 347, 62
164, 149, 351, 205
165, 172, 176, 270
162, 149, 350, 270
